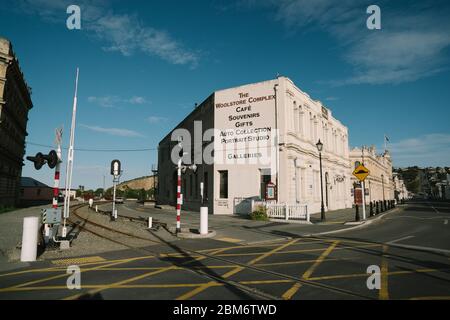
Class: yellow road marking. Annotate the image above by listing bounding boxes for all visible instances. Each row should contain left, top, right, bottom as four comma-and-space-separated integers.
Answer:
0, 255, 154, 292
240, 279, 293, 285
248, 239, 299, 265
65, 247, 230, 301
255, 257, 357, 267
216, 237, 243, 243
52, 256, 106, 266
307, 268, 445, 281
176, 281, 222, 300
282, 240, 340, 300
64, 266, 177, 300
176, 239, 299, 300
214, 243, 380, 257
1, 283, 205, 292
3, 268, 447, 294
379, 245, 389, 300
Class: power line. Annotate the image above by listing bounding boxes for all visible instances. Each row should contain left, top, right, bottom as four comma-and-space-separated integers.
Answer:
26, 142, 158, 152
26, 141, 278, 153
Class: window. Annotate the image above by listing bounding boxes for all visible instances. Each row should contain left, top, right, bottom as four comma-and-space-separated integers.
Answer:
219, 170, 228, 199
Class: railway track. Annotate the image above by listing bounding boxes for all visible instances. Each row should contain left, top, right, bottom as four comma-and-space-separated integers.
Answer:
66, 203, 376, 300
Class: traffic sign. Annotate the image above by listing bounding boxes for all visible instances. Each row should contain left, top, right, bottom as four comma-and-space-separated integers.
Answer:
353, 164, 370, 182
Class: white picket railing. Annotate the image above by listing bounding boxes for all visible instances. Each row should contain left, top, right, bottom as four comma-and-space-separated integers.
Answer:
251, 200, 309, 222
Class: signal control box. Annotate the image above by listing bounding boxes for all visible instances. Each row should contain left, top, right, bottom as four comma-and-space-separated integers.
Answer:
42, 208, 62, 225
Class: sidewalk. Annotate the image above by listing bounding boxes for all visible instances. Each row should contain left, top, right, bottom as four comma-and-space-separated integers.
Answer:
0, 204, 49, 271
310, 206, 370, 224
113, 202, 401, 245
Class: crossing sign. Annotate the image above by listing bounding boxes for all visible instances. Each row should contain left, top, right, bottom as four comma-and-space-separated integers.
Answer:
353, 164, 370, 182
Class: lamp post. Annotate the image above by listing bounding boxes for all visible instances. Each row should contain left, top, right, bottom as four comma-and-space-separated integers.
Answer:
151, 164, 158, 201
316, 139, 325, 221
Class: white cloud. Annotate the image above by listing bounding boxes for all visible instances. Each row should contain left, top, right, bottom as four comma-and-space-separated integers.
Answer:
129, 96, 147, 105
80, 124, 144, 137
389, 134, 450, 167
15, 0, 199, 67
243, 0, 450, 85
341, 31, 450, 85
146, 116, 167, 124
87, 96, 119, 108
87, 95, 149, 108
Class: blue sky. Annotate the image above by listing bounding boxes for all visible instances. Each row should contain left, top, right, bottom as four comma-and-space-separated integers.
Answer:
1, 0, 449, 189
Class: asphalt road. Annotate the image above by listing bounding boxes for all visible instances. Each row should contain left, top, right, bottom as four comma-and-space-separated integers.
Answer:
0, 200, 448, 300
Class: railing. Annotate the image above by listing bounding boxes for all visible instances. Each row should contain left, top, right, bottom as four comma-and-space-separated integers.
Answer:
251, 200, 309, 222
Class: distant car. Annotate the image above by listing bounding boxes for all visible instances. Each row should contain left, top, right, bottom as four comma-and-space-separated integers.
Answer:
115, 197, 124, 204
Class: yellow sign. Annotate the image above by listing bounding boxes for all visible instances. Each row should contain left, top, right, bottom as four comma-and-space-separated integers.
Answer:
353, 164, 370, 182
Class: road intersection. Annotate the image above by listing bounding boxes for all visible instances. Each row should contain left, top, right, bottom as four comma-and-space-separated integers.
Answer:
0, 201, 448, 300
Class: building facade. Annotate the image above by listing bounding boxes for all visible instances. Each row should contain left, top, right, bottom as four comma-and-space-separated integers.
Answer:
393, 173, 409, 201
19, 177, 52, 207
0, 38, 33, 207
349, 146, 394, 205
158, 77, 352, 215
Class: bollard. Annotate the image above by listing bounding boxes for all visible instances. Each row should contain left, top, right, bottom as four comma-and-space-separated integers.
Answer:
355, 204, 360, 222
376, 201, 379, 214
200, 207, 208, 235
95, 205, 98, 213
148, 217, 153, 229
20, 217, 39, 262
369, 202, 374, 217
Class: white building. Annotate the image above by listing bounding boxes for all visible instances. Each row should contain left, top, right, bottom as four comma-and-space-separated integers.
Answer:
158, 77, 352, 215
393, 173, 409, 201
349, 146, 395, 205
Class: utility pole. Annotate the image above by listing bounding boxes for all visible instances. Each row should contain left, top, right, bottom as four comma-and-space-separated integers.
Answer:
361, 146, 367, 220
176, 140, 183, 233
152, 164, 158, 201
62, 68, 79, 238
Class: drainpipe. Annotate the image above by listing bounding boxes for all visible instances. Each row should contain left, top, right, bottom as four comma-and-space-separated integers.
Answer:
294, 158, 299, 203
274, 82, 279, 202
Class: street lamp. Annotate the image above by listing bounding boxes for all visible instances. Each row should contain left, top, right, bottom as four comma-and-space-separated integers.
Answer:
316, 139, 325, 221
151, 164, 158, 202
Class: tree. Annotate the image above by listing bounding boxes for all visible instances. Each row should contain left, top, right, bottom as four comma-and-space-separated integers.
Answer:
94, 188, 104, 197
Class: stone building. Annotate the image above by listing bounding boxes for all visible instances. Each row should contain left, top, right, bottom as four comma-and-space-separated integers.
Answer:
0, 38, 33, 207
158, 77, 352, 215
349, 146, 394, 205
